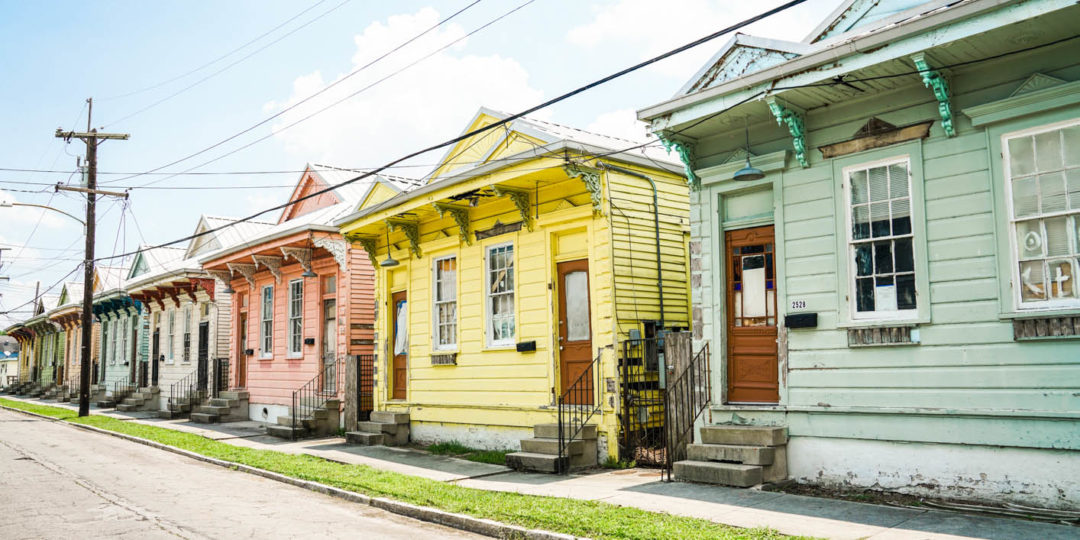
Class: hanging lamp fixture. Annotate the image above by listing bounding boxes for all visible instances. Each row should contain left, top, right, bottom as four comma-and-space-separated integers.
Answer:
733, 116, 765, 182
301, 233, 318, 278
380, 227, 400, 268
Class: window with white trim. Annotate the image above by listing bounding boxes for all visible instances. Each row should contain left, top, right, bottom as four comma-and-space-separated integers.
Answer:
182, 305, 192, 363
260, 286, 273, 357
1003, 120, 1080, 308
485, 243, 515, 346
433, 256, 457, 349
844, 157, 918, 319
167, 311, 175, 364
288, 279, 303, 356
109, 319, 118, 364
118, 316, 128, 364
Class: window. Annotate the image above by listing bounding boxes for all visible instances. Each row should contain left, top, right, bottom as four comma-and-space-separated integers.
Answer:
844, 158, 917, 319
109, 319, 118, 364
433, 256, 457, 349
118, 317, 128, 364
182, 306, 192, 363
1003, 120, 1080, 308
261, 286, 273, 357
485, 244, 515, 346
167, 311, 175, 364
288, 279, 303, 356
324, 275, 336, 294
201, 302, 211, 318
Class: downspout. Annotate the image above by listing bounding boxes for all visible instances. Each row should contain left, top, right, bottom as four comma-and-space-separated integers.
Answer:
597, 162, 664, 331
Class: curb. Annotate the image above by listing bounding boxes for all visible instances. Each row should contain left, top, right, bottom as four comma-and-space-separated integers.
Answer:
0, 403, 579, 540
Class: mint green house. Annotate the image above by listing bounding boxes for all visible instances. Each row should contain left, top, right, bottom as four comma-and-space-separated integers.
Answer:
639, 0, 1080, 509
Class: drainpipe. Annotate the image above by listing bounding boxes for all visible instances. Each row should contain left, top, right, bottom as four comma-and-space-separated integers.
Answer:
597, 162, 664, 331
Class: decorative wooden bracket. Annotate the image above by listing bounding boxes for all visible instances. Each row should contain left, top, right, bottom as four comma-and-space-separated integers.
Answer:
280, 247, 314, 275
343, 233, 379, 267
563, 163, 603, 214
491, 185, 533, 231
658, 135, 699, 190
313, 237, 348, 272
192, 278, 216, 302
766, 96, 809, 167
173, 282, 198, 304
227, 262, 257, 287
433, 202, 472, 245
386, 218, 422, 259
144, 290, 165, 311
156, 286, 182, 308
205, 269, 234, 292
252, 255, 283, 283
911, 52, 955, 137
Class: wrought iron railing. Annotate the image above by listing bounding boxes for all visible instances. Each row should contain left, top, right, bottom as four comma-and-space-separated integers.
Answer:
557, 350, 604, 474
138, 361, 149, 388
619, 336, 666, 466
663, 343, 711, 481
169, 369, 199, 411
112, 375, 136, 403
357, 354, 375, 422
211, 358, 229, 399
290, 356, 343, 440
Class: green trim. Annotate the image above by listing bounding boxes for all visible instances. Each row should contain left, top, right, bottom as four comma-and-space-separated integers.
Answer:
344, 233, 380, 267
964, 78, 1080, 127
432, 202, 472, 246
658, 135, 699, 190
386, 218, 422, 259
562, 163, 603, 214
911, 53, 955, 137
490, 185, 533, 232
766, 97, 809, 167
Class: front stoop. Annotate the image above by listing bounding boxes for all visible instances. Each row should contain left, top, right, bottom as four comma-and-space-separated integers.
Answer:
673, 425, 788, 488
117, 387, 160, 412
267, 399, 341, 440
189, 391, 249, 424
506, 423, 598, 473
345, 411, 409, 446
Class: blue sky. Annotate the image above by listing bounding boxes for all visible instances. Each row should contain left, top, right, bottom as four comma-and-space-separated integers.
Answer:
0, 0, 839, 324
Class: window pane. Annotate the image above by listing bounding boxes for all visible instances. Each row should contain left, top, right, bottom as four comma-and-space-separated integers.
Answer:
1012, 176, 1038, 218
891, 199, 911, 236
895, 237, 914, 272
1067, 170, 1080, 210
741, 255, 767, 318
889, 163, 909, 198
1016, 221, 1044, 259
1019, 261, 1046, 301
1047, 259, 1076, 299
870, 202, 890, 237
1040, 172, 1067, 213
1046, 217, 1070, 256
1009, 136, 1035, 177
855, 278, 874, 312
1035, 130, 1063, 172
874, 241, 893, 274
896, 274, 917, 310
850, 170, 868, 204
868, 166, 888, 202
564, 271, 590, 341
1064, 126, 1080, 167
852, 205, 869, 240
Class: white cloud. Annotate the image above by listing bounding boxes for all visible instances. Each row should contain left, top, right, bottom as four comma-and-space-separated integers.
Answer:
267, 7, 545, 174
586, 109, 652, 143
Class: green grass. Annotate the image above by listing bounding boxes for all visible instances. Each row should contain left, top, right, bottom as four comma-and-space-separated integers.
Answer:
425, 441, 510, 465
0, 398, 799, 540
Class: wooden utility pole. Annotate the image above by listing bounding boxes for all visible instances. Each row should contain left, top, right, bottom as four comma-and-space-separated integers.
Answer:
55, 98, 129, 417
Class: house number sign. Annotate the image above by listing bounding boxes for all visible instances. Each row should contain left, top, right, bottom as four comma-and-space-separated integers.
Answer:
790, 300, 807, 310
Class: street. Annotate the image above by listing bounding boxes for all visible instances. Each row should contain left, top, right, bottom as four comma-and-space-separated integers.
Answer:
0, 409, 480, 539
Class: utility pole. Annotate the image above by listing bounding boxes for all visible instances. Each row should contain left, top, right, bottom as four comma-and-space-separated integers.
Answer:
55, 98, 129, 417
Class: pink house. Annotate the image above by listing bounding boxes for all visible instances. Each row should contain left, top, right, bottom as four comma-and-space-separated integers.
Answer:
199, 165, 415, 436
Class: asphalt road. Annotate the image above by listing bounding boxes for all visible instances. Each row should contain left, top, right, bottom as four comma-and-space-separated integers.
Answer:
0, 408, 481, 539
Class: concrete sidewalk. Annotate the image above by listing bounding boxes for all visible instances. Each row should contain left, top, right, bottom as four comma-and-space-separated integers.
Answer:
9, 395, 1077, 540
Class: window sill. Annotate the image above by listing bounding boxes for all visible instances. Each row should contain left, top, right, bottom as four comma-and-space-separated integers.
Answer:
484, 343, 516, 351
835, 316, 926, 329
286, 355, 304, 360
999, 308, 1080, 320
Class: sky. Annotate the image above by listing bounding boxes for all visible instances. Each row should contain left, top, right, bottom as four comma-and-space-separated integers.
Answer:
0, 0, 841, 327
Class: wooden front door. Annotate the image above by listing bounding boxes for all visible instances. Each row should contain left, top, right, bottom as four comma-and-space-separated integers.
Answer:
557, 259, 593, 405
391, 291, 407, 400
725, 226, 779, 403
236, 313, 247, 388
322, 299, 337, 393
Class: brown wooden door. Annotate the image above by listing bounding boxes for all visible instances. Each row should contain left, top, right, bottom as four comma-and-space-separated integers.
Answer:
391, 291, 407, 400
322, 299, 337, 393
557, 259, 593, 405
236, 313, 247, 388
726, 226, 779, 403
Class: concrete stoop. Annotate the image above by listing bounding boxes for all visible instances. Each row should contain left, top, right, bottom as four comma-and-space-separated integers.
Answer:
506, 423, 598, 473
267, 399, 342, 440
345, 411, 409, 446
189, 391, 249, 424
116, 387, 160, 412
673, 425, 788, 488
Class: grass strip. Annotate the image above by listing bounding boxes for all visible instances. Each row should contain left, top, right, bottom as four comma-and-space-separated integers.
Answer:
425, 441, 510, 465
0, 398, 800, 540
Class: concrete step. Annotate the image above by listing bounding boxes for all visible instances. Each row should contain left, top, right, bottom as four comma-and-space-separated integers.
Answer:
116, 404, 141, 412
673, 460, 762, 487
700, 425, 787, 447
195, 405, 231, 416
189, 412, 220, 424
686, 443, 775, 465
534, 423, 597, 440
218, 390, 249, 400
96, 400, 116, 408
167, 404, 191, 413
138, 387, 160, 394
369, 411, 409, 425
123, 398, 145, 406
519, 438, 584, 456
505, 452, 564, 474
266, 424, 307, 440
209, 398, 238, 408
345, 431, 385, 446
275, 415, 315, 428
356, 421, 401, 435
157, 409, 187, 419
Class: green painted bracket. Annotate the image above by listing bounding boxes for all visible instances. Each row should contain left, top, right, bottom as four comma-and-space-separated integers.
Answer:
343, 232, 380, 267
766, 96, 809, 168
386, 218, 422, 259
432, 202, 472, 246
658, 135, 699, 190
491, 185, 533, 231
912, 52, 955, 137
562, 163, 603, 214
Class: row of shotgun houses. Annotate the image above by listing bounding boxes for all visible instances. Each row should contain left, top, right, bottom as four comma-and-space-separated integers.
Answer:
3, 0, 1077, 511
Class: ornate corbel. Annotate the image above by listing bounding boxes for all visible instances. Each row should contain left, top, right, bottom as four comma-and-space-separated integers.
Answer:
766, 96, 809, 167
386, 218, 422, 259
312, 237, 348, 272
252, 255, 283, 283
205, 269, 234, 291
192, 278, 216, 302
227, 262, 257, 288
658, 135, 699, 190
490, 185, 533, 231
343, 233, 379, 267
911, 52, 955, 137
173, 282, 198, 304
280, 247, 314, 275
432, 202, 472, 245
563, 163, 603, 214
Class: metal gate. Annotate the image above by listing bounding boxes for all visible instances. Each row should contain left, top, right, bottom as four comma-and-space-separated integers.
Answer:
356, 354, 374, 422
618, 335, 667, 466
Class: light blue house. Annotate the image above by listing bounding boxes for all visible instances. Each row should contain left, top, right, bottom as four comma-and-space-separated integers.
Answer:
639, 0, 1080, 509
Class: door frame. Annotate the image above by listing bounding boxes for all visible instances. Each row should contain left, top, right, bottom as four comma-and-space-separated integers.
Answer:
722, 224, 780, 404
236, 311, 247, 389
390, 290, 408, 401
555, 258, 593, 403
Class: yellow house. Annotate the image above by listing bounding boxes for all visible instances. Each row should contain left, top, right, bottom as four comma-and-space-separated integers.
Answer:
336, 108, 690, 471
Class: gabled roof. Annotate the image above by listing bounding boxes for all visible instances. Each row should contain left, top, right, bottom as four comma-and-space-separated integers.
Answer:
677, 34, 809, 96
94, 265, 128, 294
56, 281, 84, 309
806, 0, 929, 44
278, 164, 420, 224
185, 215, 276, 259
128, 245, 186, 280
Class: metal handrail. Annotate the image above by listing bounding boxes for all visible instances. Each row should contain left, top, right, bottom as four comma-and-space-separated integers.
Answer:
557, 350, 604, 474
290, 356, 343, 440
663, 343, 711, 481
112, 375, 136, 403
169, 369, 199, 410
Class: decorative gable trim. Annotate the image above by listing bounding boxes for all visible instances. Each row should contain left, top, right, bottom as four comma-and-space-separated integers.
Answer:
1011, 73, 1067, 97
964, 78, 1080, 127
818, 120, 932, 159
678, 34, 808, 96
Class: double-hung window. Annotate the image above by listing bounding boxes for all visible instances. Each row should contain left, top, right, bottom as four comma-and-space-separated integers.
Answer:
167, 311, 175, 364
485, 243, 515, 346
433, 256, 457, 349
844, 157, 918, 319
260, 286, 274, 357
182, 306, 192, 363
288, 279, 303, 356
118, 317, 128, 364
109, 319, 118, 364
1003, 120, 1080, 308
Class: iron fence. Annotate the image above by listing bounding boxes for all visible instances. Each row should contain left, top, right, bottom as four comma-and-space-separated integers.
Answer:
112, 375, 136, 404
663, 343, 711, 481
619, 337, 666, 466
357, 354, 374, 422
212, 358, 229, 398
169, 369, 199, 411
557, 350, 603, 474
290, 356, 344, 440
